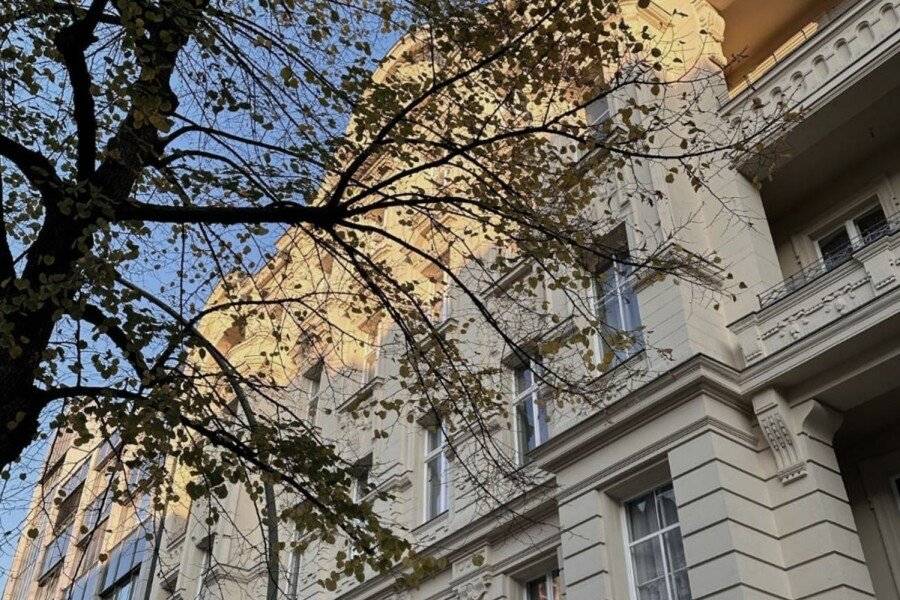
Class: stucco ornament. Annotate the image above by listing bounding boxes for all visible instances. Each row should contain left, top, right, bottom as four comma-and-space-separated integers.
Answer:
453, 575, 491, 600
691, 0, 727, 65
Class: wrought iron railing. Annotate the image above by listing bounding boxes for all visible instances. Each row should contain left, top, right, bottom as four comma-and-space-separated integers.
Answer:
758, 213, 900, 309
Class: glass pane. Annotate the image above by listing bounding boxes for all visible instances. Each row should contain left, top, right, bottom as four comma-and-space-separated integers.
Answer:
518, 400, 536, 452
670, 569, 692, 600
514, 365, 534, 395
630, 537, 665, 585
656, 485, 679, 528
818, 228, 852, 271
663, 528, 687, 571
426, 457, 445, 518
636, 576, 668, 600
855, 207, 888, 243
426, 426, 443, 452
627, 492, 660, 540
536, 401, 549, 447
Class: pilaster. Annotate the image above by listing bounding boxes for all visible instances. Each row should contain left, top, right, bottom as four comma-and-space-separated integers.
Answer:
753, 390, 876, 599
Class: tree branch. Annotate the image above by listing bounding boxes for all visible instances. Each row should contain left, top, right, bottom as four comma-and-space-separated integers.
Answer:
54, 0, 108, 180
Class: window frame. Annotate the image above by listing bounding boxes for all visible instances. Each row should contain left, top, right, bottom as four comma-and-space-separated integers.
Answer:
513, 358, 549, 462
422, 422, 449, 522
621, 483, 691, 600
286, 529, 304, 600
809, 195, 891, 270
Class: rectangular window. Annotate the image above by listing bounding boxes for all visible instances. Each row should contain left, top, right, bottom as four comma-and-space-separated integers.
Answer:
40, 522, 73, 579
816, 202, 890, 271
593, 254, 643, 368
353, 463, 371, 504
514, 359, 549, 458
424, 423, 449, 521
624, 483, 691, 600
526, 569, 561, 600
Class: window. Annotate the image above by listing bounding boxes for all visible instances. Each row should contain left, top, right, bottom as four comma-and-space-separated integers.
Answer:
40, 522, 73, 579
95, 431, 122, 468
424, 423, 449, 521
428, 270, 453, 324
82, 485, 115, 540
362, 330, 380, 386
816, 203, 889, 271
593, 254, 643, 368
69, 568, 100, 600
195, 538, 213, 600
514, 360, 549, 458
303, 363, 323, 424
286, 532, 303, 600
353, 461, 371, 504
624, 484, 691, 600
101, 569, 139, 600
525, 569, 561, 600
99, 530, 149, 598
587, 96, 612, 143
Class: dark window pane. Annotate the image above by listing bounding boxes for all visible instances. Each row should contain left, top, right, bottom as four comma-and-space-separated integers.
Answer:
627, 492, 660, 539
630, 538, 665, 585
855, 207, 888, 243
818, 228, 852, 270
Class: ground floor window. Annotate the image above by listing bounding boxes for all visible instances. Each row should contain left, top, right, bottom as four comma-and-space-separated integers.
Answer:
624, 483, 691, 600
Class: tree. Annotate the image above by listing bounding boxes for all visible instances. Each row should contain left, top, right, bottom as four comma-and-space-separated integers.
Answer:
0, 0, 782, 595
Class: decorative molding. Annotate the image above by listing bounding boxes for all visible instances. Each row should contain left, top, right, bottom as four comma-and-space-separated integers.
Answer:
453, 573, 491, 600
753, 389, 807, 484
692, 0, 727, 65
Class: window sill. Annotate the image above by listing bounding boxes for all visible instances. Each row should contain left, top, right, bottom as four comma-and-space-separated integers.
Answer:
415, 509, 449, 533
338, 377, 383, 413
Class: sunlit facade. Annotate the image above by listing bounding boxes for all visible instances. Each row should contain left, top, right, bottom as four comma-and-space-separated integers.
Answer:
5, 1, 900, 599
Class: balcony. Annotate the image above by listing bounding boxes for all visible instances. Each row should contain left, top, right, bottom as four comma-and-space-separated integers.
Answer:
721, 0, 900, 130
729, 216, 900, 365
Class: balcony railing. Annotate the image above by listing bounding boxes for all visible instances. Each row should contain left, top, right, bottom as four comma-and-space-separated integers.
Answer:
730, 211, 900, 366
758, 211, 900, 308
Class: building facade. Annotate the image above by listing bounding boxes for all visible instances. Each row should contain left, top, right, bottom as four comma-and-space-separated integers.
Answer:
4, 1, 900, 600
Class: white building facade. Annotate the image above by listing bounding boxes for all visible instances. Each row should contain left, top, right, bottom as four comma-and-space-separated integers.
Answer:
5, 1, 900, 600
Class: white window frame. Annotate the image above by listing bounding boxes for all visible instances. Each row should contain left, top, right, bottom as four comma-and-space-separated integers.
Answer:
621, 483, 691, 600
423, 423, 449, 522
590, 255, 643, 369
286, 530, 303, 600
513, 359, 549, 462
439, 271, 452, 323
524, 568, 561, 600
